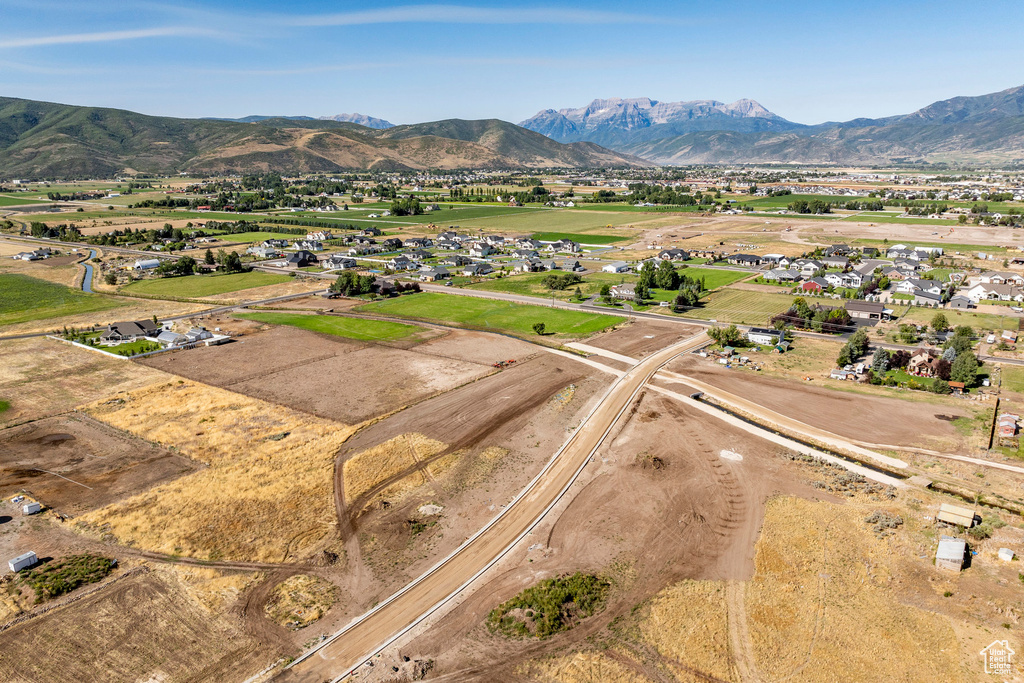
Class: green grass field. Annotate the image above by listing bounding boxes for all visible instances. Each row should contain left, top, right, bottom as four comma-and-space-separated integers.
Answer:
236, 311, 420, 341
0, 399, 9, 413
0, 195, 49, 206
465, 267, 747, 303
898, 307, 1015, 331
680, 267, 751, 289
0, 273, 123, 327
357, 292, 619, 338
842, 214, 951, 225
210, 231, 308, 244
685, 289, 795, 325
452, 209, 645, 236
106, 339, 162, 356
569, 203, 703, 213
1000, 366, 1024, 394
532, 232, 626, 244
121, 271, 292, 299
733, 193, 846, 209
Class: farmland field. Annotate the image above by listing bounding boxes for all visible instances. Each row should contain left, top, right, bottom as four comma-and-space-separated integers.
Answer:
899, 306, 1015, 331
357, 292, 619, 338
680, 267, 751, 289
236, 311, 421, 341
120, 271, 292, 298
0, 273, 123, 326
686, 288, 795, 324
451, 209, 648, 236
206, 230, 308, 243
465, 267, 746, 303
532, 231, 626, 244
0, 194, 49, 206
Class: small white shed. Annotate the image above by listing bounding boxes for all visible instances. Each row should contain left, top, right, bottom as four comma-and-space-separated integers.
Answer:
936, 535, 967, 572
22, 501, 41, 515
9, 551, 37, 572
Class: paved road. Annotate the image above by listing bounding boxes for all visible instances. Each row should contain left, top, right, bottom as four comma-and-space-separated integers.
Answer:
278, 331, 710, 682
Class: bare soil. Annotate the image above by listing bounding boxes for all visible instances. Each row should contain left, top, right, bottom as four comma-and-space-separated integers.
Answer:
137, 326, 530, 424
334, 353, 609, 597
0, 568, 270, 683
582, 318, 701, 359
668, 354, 970, 450
365, 391, 823, 681
0, 413, 201, 516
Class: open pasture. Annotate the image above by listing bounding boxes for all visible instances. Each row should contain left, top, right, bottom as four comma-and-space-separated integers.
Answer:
357, 292, 620, 338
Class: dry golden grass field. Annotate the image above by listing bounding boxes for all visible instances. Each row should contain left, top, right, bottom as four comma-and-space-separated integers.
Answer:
638, 580, 734, 681
343, 432, 447, 503
264, 574, 339, 629
746, 496, 962, 682
520, 651, 655, 683
78, 380, 357, 562
0, 337, 170, 427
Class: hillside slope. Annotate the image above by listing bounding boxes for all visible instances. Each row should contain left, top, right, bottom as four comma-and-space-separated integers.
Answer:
524, 86, 1024, 165
0, 98, 643, 177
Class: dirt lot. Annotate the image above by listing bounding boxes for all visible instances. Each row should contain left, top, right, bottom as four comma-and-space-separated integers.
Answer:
668, 354, 971, 450
0, 568, 271, 683
367, 391, 822, 680
330, 352, 610, 597
0, 413, 201, 516
0, 338, 171, 428
138, 325, 532, 424
581, 318, 701, 359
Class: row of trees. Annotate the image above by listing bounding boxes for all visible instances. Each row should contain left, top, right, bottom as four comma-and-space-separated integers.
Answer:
770, 297, 853, 334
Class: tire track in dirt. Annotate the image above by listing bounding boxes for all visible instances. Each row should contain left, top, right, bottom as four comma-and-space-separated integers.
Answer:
774, 514, 836, 683
726, 580, 760, 683
237, 568, 305, 652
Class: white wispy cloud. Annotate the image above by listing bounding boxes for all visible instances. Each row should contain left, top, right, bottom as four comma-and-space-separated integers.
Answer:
284, 4, 667, 27
0, 26, 219, 49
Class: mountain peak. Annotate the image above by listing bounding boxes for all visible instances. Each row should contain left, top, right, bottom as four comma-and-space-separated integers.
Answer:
519, 96, 797, 145
318, 113, 395, 129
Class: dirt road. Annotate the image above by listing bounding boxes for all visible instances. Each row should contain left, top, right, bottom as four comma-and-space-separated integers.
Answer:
278, 332, 710, 682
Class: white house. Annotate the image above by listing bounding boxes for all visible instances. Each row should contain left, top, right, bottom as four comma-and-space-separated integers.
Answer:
747, 327, 783, 346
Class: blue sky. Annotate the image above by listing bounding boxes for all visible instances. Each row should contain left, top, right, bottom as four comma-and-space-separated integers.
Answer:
2, 0, 1022, 125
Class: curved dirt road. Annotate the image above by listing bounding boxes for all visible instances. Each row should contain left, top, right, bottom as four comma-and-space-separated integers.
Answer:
278, 332, 710, 682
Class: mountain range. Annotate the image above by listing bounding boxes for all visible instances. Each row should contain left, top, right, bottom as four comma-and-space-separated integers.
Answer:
318, 113, 394, 129
0, 98, 644, 177
519, 86, 1024, 165
1, 85, 1022, 177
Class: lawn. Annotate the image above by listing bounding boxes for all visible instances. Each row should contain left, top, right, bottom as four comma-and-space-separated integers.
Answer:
0, 399, 9, 413
680, 267, 751, 289
0, 273, 123, 327
465, 267, 746, 304
0, 195, 49, 206
532, 232, 628, 245
452, 209, 645, 236
684, 289, 795, 325
899, 307, 1015, 331
236, 311, 421, 341
209, 231, 307, 244
106, 339, 162, 356
841, 214, 951, 225
1000, 366, 1024, 394
120, 271, 292, 299
357, 292, 619, 338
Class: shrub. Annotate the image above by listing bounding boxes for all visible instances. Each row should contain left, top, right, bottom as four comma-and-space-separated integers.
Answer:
487, 572, 610, 639
19, 554, 115, 603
